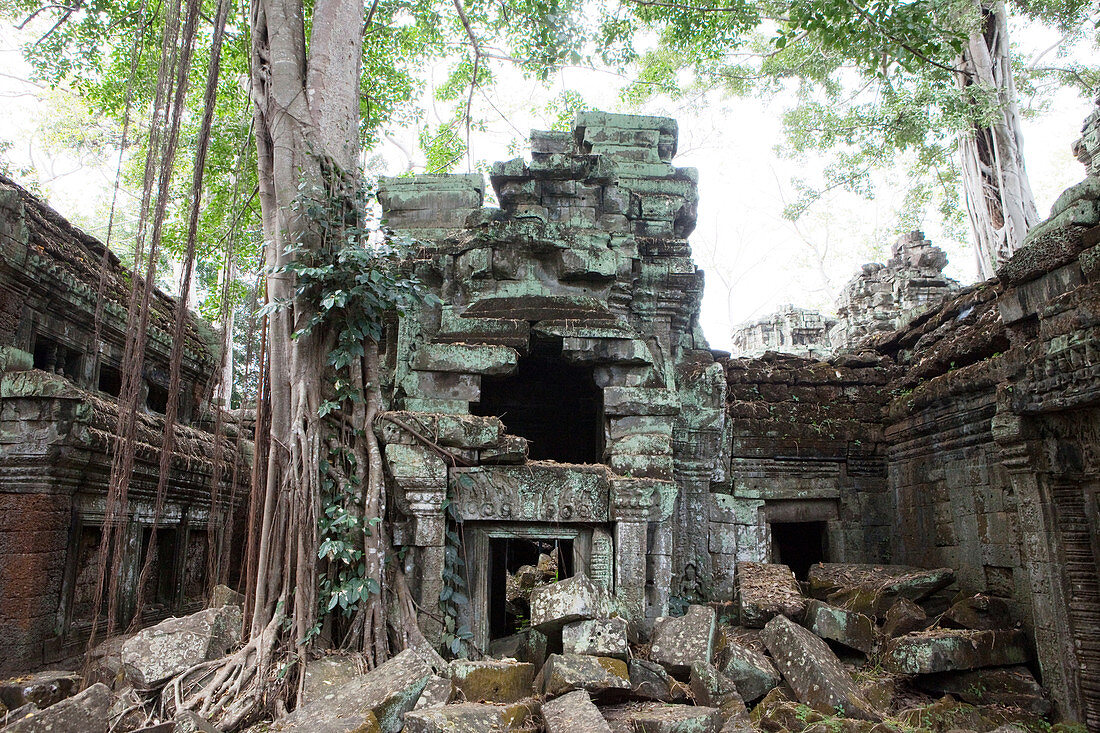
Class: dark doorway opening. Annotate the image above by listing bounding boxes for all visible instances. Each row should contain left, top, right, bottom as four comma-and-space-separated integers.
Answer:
473, 337, 603, 463
98, 364, 122, 397
771, 521, 827, 580
488, 537, 573, 640
146, 382, 169, 414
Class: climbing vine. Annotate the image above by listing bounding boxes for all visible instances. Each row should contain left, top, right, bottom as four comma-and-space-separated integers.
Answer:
440, 476, 475, 657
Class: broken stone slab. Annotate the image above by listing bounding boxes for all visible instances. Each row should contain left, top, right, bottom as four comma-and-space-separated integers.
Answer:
713, 628, 780, 703
401, 701, 537, 732
537, 653, 631, 697
271, 647, 438, 732
882, 598, 929, 637
689, 661, 750, 730
882, 629, 1031, 675
808, 564, 954, 617
0, 670, 82, 710
0, 703, 39, 727
121, 605, 242, 689
895, 696, 1046, 733
601, 701, 724, 733
562, 617, 629, 660
650, 604, 716, 675
628, 659, 689, 703
413, 675, 455, 709
447, 659, 535, 703
737, 563, 806, 628
915, 666, 1050, 716
803, 600, 878, 654
941, 594, 1014, 631
529, 573, 612, 634
542, 690, 613, 733
761, 615, 880, 721
210, 584, 244, 608
300, 654, 364, 705
3, 682, 114, 733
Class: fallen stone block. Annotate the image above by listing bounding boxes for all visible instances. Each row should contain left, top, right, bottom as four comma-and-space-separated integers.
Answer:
882, 598, 928, 638
808, 564, 954, 617
121, 605, 242, 689
0, 703, 39, 727
761, 615, 880, 721
448, 659, 535, 703
601, 701, 724, 733
628, 659, 689, 703
210, 584, 245, 608
563, 617, 629, 660
650, 604, 716, 675
941, 594, 1014, 631
750, 697, 824, 733
0, 670, 82, 710
689, 661, 751, 730
915, 666, 1050, 716
883, 629, 1031, 674
542, 689, 613, 733
413, 675, 455, 709
4, 682, 114, 733
713, 629, 780, 703
803, 600, 878, 654
401, 700, 536, 732
271, 647, 438, 732
486, 628, 548, 667
895, 696, 1046, 732
537, 653, 631, 697
737, 563, 806, 627
529, 573, 611, 633
174, 709, 220, 732
301, 654, 364, 705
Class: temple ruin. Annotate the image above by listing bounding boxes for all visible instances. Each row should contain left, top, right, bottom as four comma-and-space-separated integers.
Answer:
0, 175, 250, 674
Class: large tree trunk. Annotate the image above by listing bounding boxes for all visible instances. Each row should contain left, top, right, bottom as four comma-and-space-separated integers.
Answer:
956, 0, 1041, 279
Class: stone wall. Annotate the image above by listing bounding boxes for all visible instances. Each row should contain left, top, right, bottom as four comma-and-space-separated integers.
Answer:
729, 305, 834, 359
0, 176, 249, 673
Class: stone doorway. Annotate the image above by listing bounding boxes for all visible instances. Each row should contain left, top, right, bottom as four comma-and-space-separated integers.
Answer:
770, 521, 827, 580
488, 536, 573, 640
473, 336, 603, 464
465, 524, 613, 648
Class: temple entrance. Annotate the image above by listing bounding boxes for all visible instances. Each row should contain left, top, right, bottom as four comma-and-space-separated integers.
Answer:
770, 521, 827, 580
488, 537, 573, 640
473, 336, 603, 463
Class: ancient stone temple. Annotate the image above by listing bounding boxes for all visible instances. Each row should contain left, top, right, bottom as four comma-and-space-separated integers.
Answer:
829, 230, 959, 350
729, 305, 835, 359
0, 175, 249, 673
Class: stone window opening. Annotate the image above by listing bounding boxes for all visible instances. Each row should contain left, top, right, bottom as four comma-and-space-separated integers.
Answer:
98, 363, 122, 397
32, 334, 82, 381
489, 537, 573, 641
770, 521, 827, 580
146, 381, 170, 414
473, 336, 603, 464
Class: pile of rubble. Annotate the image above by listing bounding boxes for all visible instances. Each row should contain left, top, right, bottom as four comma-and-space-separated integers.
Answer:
0, 566, 1058, 732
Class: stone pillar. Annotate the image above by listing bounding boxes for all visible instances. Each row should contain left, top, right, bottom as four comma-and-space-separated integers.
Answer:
611, 478, 656, 621
384, 443, 447, 643
993, 410, 1082, 722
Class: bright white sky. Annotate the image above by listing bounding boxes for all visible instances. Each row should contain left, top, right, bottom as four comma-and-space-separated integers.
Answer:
0, 19, 1094, 351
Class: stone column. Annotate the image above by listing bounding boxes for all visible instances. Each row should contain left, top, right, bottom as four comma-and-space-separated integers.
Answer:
993, 410, 1081, 722
611, 478, 657, 621
384, 443, 447, 643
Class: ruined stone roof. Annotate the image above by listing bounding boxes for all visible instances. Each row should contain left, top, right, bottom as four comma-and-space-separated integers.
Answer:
0, 173, 218, 366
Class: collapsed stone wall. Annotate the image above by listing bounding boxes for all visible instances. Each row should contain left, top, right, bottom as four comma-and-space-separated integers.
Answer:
729, 305, 835, 359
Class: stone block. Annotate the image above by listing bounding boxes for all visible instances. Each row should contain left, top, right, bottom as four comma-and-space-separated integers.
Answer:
761, 615, 879, 721
600, 701, 723, 733
173, 710, 220, 733
689, 661, 750, 727
479, 434, 528, 464
447, 659, 535, 703
603, 387, 679, 416
882, 598, 928, 638
713, 628, 780, 703
562, 617, 629, 660
537, 653, 631, 697
882, 629, 1031, 674
384, 444, 447, 482
3, 682, 114, 733
210, 584, 244, 608
808, 563, 954, 617
300, 654, 363, 705
434, 414, 505, 449
401, 701, 536, 732
411, 343, 518, 376
529, 574, 611, 633
941, 593, 1013, 631
0, 670, 81, 710
650, 605, 716, 675
486, 628, 548, 667
803, 600, 878, 654
914, 666, 1050, 716
628, 659, 690, 702
272, 647, 437, 732
542, 690, 613, 733
402, 397, 469, 414
737, 563, 806, 628
405, 371, 481, 401
121, 605, 242, 689
413, 675, 455, 709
